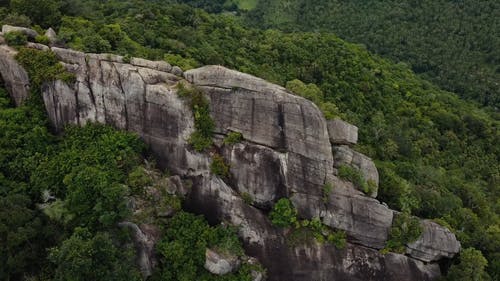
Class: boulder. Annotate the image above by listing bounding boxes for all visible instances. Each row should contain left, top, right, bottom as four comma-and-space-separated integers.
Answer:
26, 42, 50, 51
406, 220, 461, 262
2, 25, 38, 39
333, 145, 379, 197
45, 28, 57, 44
327, 119, 358, 145
171, 65, 183, 76
204, 248, 241, 275
130, 57, 172, 72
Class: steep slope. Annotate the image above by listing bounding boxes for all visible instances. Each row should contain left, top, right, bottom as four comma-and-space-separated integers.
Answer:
243, 0, 500, 109
0, 32, 461, 280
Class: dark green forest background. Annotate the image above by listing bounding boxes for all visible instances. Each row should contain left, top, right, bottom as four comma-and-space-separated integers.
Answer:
0, 0, 498, 280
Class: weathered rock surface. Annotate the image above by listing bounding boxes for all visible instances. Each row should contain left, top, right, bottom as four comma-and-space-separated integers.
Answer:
0, 45, 30, 105
118, 222, 161, 278
0, 40, 461, 281
328, 119, 358, 145
333, 145, 379, 197
45, 28, 58, 44
406, 220, 461, 262
186, 176, 439, 281
321, 179, 392, 248
204, 248, 241, 275
2, 24, 39, 39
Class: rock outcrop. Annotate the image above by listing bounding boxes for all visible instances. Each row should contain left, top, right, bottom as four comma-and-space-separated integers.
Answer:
327, 119, 358, 145
0, 33, 461, 281
204, 248, 241, 275
332, 145, 380, 197
1, 24, 39, 39
45, 28, 58, 44
0, 45, 30, 105
118, 222, 161, 278
406, 220, 462, 262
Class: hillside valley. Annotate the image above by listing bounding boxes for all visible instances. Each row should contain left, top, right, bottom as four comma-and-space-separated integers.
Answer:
0, 1, 499, 281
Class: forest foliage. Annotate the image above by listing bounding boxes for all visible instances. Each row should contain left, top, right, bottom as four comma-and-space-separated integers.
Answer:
0, 0, 499, 280
244, 0, 500, 110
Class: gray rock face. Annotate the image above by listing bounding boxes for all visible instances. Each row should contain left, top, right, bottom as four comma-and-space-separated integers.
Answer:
328, 119, 358, 145
204, 248, 241, 275
26, 42, 50, 51
118, 222, 161, 278
333, 145, 379, 197
187, 176, 440, 281
185, 65, 333, 194
0, 43, 461, 281
44, 47, 210, 175
406, 220, 461, 262
2, 25, 39, 39
321, 179, 393, 249
0, 45, 30, 105
130, 57, 172, 73
221, 141, 286, 208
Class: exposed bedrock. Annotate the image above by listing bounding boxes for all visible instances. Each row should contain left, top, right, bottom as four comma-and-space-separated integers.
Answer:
0, 37, 461, 280
0, 45, 30, 105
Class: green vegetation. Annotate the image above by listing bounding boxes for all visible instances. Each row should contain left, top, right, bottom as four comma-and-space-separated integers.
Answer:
35, 34, 51, 45
384, 212, 423, 254
49, 228, 141, 281
286, 79, 343, 120
155, 211, 255, 281
210, 154, 230, 178
234, 0, 257, 11
0, 40, 241, 279
0, 83, 144, 279
241, 192, 253, 205
15, 48, 75, 88
446, 248, 489, 281
177, 82, 215, 152
338, 165, 376, 196
269, 198, 298, 228
322, 182, 333, 203
224, 131, 243, 145
271, 198, 347, 248
4, 30, 27, 46
245, 0, 500, 109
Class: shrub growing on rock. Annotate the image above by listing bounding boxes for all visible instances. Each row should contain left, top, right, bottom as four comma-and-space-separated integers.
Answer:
224, 132, 243, 145
177, 82, 215, 152
210, 154, 230, 178
338, 165, 376, 196
270, 198, 298, 228
384, 212, 423, 253
4, 31, 27, 46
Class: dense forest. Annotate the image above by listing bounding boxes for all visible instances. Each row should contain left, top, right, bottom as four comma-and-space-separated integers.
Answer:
0, 0, 499, 280
243, 0, 500, 110
174, 0, 500, 110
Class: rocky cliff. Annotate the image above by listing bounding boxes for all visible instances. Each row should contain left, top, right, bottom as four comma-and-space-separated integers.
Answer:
0, 28, 460, 281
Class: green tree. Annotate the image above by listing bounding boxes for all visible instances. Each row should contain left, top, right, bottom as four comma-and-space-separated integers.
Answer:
446, 248, 489, 281
49, 228, 141, 281
0, 193, 59, 281
63, 166, 130, 230
269, 198, 298, 228
10, 0, 62, 27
